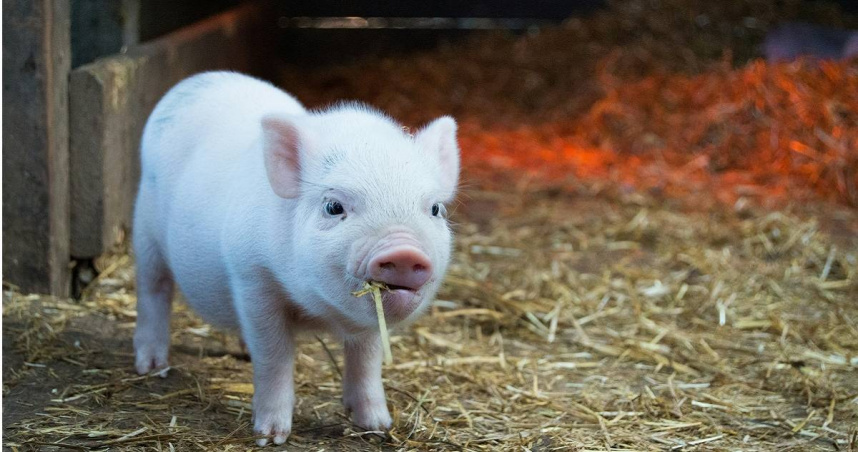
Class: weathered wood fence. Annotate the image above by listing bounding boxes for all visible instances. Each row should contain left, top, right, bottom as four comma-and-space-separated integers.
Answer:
3, 0, 274, 296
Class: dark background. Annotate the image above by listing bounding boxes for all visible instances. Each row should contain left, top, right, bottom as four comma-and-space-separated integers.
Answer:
72, 0, 858, 69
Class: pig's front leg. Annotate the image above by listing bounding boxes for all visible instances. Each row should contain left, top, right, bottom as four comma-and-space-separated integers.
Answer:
342, 333, 393, 431
235, 286, 295, 446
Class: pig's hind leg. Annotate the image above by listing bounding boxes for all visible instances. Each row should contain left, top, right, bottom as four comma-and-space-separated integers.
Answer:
132, 192, 175, 377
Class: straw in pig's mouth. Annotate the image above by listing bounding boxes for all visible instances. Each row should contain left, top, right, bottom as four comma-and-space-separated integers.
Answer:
351, 281, 395, 364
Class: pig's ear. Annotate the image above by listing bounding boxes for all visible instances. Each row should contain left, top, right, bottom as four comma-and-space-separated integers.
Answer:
262, 114, 305, 198
416, 116, 460, 195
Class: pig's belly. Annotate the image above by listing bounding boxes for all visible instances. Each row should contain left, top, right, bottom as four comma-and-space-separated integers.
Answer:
168, 247, 238, 330
162, 180, 239, 330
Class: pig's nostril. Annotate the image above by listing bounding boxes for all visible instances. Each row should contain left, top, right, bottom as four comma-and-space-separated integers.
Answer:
413, 264, 427, 272
380, 262, 396, 270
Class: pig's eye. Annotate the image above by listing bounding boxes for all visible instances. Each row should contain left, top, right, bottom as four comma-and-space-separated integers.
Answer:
431, 202, 447, 218
324, 201, 345, 216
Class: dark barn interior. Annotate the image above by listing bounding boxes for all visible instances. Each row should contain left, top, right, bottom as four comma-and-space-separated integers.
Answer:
3, 0, 858, 450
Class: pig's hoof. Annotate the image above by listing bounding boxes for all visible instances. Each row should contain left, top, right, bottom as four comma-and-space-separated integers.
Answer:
253, 411, 292, 446
347, 401, 393, 432
134, 342, 169, 377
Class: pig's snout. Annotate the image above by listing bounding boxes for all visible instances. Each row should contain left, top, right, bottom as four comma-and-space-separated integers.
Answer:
350, 232, 437, 322
369, 247, 432, 291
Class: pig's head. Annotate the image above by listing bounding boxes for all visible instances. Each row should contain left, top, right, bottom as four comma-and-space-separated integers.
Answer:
261, 104, 459, 329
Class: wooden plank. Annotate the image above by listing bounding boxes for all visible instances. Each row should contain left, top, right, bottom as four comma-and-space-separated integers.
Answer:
69, 62, 133, 258
2, 0, 72, 296
68, 0, 275, 258
278, 28, 475, 65
138, 0, 243, 41
274, 0, 605, 19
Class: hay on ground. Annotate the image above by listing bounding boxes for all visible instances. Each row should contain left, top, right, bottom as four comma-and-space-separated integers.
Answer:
3, 186, 857, 450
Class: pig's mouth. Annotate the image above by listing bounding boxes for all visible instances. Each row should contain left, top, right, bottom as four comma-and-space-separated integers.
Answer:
365, 282, 422, 323
383, 283, 416, 292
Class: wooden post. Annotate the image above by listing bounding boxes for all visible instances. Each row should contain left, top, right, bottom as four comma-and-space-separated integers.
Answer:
2, 0, 72, 296
68, 1, 274, 259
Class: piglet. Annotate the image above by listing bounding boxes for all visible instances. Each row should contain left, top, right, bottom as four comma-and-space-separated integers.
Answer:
132, 71, 459, 445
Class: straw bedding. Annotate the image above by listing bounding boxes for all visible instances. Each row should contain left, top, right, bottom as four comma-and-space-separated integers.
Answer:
4, 185, 857, 450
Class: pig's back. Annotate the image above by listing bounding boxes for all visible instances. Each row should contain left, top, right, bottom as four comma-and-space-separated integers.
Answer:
140, 71, 305, 189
